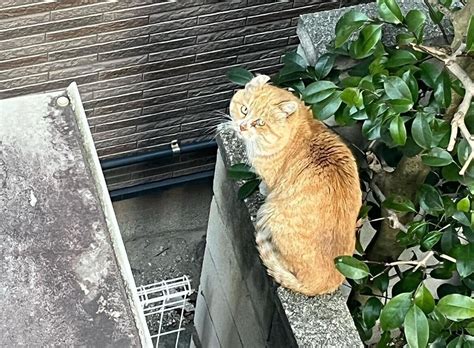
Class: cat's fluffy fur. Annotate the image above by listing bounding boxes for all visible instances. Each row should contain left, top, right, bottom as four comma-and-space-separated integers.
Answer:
229, 75, 362, 296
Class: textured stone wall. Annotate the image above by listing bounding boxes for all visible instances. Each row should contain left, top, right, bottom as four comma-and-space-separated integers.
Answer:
0, 0, 362, 190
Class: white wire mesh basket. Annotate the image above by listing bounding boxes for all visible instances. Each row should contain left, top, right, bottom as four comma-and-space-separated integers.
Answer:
137, 275, 193, 348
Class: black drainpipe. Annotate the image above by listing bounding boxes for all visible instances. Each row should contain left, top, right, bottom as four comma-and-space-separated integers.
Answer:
101, 140, 217, 200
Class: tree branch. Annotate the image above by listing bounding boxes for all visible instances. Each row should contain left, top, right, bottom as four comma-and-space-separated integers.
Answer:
411, 43, 474, 175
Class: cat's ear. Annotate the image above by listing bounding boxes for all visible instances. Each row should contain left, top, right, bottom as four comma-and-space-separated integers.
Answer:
279, 101, 298, 117
245, 74, 271, 92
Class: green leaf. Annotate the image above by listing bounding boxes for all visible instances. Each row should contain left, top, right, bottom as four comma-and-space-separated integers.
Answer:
386, 50, 418, 68
420, 231, 442, 251
442, 163, 462, 182
418, 184, 444, 215
227, 67, 254, 86
358, 204, 372, 219
228, 163, 256, 180
373, 272, 390, 293
430, 337, 447, 348
303, 81, 338, 104
434, 70, 452, 109
431, 118, 450, 148
404, 305, 429, 348
441, 228, 460, 254
388, 99, 414, 113
453, 211, 471, 227
457, 139, 474, 173
467, 321, 474, 335
383, 195, 416, 212
397, 33, 417, 45
419, 62, 441, 89
334, 255, 370, 280
362, 119, 382, 140
377, 331, 392, 348
384, 76, 413, 102
314, 53, 335, 79
408, 221, 429, 239
414, 284, 435, 314
392, 270, 423, 296
438, 283, 471, 298
366, 100, 389, 119
425, 0, 452, 24
341, 87, 363, 108
467, 16, 474, 52
436, 294, 474, 321
464, 274, 474, 290
456, 244, 474, 278
446, 336, 461, 348
238, 179, 260, 200
350, 24, 383, 59
282, 52, 308, 70
380, 292, 413, 331
401, 69, 419, 103
362, 297, 384, 328
421, 147, 453, 166
389, 115, 408, 146
430, 266, 453, 279
405, 9, 426, 40
341, 76, 362, 88
377, 0, 404, 24
312, 91, 343, 120
411, 113, 433, 149
335, 11, 370, 48
457, 197, 471, 213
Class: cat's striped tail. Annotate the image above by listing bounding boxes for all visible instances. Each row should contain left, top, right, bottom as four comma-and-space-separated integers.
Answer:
256, 236, 315, 296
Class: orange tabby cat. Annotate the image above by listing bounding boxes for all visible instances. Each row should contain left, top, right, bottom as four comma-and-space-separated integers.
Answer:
228, 75, 362, 296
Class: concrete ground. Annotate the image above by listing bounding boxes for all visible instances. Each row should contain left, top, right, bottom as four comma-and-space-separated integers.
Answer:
113, 181, 213, 347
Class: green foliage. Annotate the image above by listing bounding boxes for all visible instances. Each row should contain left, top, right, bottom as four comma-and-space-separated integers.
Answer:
404, 305, 429, 348
380, 292, 413, 330
227, 163, 256, 180
334, 256, 370, 280
238, 179, 261, 200
227, 0, 474, 345
226, 67, 254, 85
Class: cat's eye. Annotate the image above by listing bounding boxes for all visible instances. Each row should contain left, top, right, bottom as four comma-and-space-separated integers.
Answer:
256, 119, 265, 126
240, 105, 248, 115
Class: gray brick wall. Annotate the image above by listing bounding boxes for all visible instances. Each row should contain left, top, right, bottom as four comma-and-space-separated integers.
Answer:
0, 0, 363, 190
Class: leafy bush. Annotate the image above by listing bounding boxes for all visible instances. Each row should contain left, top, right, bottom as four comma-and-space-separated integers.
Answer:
227, 0, 474, 346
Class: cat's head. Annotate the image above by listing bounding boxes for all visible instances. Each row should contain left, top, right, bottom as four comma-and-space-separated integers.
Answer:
229, 74, 304, 155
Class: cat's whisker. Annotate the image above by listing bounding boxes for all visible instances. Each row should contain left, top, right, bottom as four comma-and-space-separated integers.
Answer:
217, 115, 233, 122
211, 110, 233, 120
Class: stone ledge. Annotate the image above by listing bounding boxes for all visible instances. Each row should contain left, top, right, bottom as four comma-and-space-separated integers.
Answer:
216, 131, 362, 347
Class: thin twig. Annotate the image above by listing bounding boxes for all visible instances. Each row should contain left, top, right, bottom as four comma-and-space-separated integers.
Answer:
411, 43, 474, 175
438, 253, 457, 263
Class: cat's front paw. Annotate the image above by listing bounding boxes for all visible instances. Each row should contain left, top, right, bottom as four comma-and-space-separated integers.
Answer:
259, 181, 270, 196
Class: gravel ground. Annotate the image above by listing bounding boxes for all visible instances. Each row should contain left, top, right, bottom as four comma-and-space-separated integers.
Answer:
112, 182, 212, 347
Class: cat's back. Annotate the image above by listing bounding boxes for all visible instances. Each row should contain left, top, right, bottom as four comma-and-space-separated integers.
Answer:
306, 120, 359, 182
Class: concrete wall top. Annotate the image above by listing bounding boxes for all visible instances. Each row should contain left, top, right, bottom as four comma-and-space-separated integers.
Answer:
0, 84, 150, 346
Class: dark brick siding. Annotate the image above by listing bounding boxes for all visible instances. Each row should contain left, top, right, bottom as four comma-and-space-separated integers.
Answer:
0, 0, 361, 190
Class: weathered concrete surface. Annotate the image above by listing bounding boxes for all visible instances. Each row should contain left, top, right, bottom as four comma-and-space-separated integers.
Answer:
0, 88, 146, 346
195, 130, 362, 347
297, 0, 454, 65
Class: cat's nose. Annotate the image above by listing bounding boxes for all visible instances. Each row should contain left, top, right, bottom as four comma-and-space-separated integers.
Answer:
239, 123, 247, 132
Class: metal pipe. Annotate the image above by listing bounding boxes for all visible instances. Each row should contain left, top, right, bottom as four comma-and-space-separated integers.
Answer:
109, 170, 214, 201
100, 140, 217, 170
